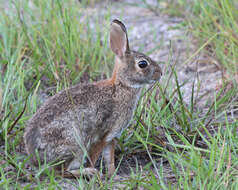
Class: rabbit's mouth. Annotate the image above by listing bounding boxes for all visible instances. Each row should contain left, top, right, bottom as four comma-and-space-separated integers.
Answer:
148, 79, 159, 85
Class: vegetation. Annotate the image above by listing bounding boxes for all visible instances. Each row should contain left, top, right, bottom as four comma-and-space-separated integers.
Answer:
143, 0, 238, 75
0, 0, 237, 189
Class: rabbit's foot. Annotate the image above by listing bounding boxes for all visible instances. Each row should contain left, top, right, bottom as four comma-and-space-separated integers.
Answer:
69, 167, 101, 178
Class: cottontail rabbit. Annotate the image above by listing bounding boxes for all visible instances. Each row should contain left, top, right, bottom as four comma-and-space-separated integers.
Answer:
24, 19, 162, 177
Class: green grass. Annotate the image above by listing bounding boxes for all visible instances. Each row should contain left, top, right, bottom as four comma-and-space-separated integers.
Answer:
183, 0, 238, 76
1, 0, 238, 189
143, 0, 238, 76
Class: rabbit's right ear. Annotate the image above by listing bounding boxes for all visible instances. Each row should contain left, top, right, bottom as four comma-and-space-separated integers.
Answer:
110, 19, 130, 57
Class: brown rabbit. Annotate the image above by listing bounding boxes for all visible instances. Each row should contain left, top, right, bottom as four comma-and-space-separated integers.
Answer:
24, 19, 162, 177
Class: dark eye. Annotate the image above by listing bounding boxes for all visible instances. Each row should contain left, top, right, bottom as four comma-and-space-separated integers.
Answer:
138, 60, 148, 68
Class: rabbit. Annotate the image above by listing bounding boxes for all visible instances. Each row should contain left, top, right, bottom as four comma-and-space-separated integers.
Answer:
24, 19, 162, 177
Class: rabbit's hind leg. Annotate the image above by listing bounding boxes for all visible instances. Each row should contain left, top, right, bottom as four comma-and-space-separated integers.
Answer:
63, 136, 108, 178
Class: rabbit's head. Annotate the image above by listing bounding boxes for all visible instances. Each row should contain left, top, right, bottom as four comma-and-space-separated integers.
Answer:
110, 20, 162, 88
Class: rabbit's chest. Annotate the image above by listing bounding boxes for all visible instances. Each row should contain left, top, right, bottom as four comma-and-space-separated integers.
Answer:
106, 91, 141, 142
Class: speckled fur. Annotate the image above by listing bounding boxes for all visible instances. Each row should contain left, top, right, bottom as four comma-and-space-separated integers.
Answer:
24, 19, 162, 176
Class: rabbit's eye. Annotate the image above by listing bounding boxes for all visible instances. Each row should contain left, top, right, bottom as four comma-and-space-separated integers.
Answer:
138, 60, 148, 68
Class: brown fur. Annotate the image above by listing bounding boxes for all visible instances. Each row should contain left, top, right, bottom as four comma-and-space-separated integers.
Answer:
88, 134, 108, 167
24, 19, 162, 177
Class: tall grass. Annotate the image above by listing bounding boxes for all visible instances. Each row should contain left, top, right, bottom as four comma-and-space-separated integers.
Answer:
0, 0, 112, 188
0, 0, 238, 189
143, 0, 238, 76
185, 0, 238, 76
0, 0, 112, 137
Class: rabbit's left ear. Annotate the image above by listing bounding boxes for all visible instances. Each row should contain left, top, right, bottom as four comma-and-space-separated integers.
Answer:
110, 19, 130, 57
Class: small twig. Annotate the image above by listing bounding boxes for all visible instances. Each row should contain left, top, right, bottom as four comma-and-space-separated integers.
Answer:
6, 70, 42, 135
7, 98, 28, 135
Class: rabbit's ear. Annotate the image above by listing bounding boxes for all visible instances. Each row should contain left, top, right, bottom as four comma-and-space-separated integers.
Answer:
110, 19, 130, 57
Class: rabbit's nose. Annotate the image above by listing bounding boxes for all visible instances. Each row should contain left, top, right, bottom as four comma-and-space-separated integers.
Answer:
154, 66, 162, 80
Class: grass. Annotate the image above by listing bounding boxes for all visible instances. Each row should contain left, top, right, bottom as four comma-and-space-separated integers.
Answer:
143, 0, 238, 76
0, 0, 238, 189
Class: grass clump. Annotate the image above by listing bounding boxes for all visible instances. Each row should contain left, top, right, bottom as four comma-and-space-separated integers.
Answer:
124, 69, 238, 188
